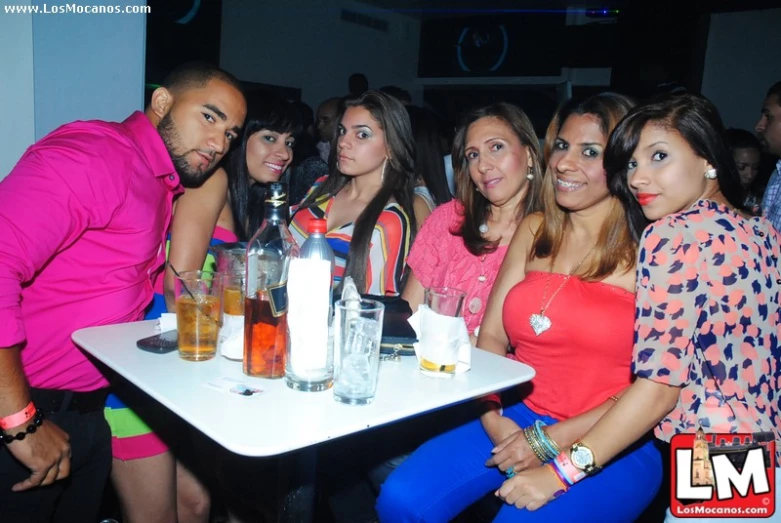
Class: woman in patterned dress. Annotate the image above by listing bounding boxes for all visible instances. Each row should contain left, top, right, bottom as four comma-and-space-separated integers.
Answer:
290, 90, 416, 296
497, 94, 781, 522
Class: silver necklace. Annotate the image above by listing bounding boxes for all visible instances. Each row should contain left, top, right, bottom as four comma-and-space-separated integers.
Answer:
529, 245, 597, 336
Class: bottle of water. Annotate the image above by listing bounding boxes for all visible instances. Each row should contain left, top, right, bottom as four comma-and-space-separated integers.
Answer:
299, 219, 335, 283
286, 219, 335, 391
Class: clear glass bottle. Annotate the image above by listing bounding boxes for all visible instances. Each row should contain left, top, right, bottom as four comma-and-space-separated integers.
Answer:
286, 219, 336, 391
243, 182, 299, 378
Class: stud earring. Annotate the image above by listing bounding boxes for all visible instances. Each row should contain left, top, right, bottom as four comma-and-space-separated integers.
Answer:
526, 167, 534, 181
704, 168, 717, 180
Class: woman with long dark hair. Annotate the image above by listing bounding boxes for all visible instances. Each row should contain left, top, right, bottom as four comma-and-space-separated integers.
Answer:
496, 94, 780, 522
291, 90, 416, 295
226, 95, 301, 240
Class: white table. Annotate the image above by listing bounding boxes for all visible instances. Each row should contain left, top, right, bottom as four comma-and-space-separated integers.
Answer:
73, 320, 535, 457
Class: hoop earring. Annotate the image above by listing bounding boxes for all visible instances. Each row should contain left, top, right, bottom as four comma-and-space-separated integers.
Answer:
526, 167, 534, 181
704, 168, 717, 180
381, 158, 388, 182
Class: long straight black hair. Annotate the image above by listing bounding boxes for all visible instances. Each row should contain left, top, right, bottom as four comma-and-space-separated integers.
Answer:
295, 90, 417, 293
605, 93, 745, 241
226, 94, 302, 240
406, 106, 452, 206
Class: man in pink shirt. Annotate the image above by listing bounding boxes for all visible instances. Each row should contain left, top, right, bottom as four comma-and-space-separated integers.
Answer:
0, 61, 246, 522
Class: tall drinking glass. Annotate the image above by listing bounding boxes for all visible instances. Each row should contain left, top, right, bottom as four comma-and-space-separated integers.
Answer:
175, 270, 222, 361
218, 273, 244, 360
333, 299, 384, 405
419, 287, 466, 377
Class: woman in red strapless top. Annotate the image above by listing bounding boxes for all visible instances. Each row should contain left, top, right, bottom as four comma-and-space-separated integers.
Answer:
377, 93, 662, 522
502, 271, 635, 421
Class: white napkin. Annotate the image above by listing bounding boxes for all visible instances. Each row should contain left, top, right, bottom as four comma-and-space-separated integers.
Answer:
407, 304, 471, 376
159, 313, 177, 333
341, 276, 362, 322
218, 314, 244, 360
342, 276, 361, 302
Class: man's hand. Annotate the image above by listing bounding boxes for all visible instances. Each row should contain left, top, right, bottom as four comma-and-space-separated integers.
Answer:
6, 419, 71, 491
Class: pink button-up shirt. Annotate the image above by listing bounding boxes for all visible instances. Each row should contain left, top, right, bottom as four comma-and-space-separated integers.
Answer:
0, 112, 182, 392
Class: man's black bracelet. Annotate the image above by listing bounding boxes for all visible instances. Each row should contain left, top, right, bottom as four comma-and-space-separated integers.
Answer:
1, 410, 44, 444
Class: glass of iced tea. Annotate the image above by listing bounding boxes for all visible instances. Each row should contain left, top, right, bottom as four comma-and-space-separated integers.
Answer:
175, 270, 222, 361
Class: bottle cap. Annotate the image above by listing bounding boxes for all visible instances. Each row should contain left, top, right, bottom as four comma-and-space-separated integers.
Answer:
308, 219, 327, 234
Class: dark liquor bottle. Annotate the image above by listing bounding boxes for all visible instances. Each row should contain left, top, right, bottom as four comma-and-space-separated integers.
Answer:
243, 182, 299, 378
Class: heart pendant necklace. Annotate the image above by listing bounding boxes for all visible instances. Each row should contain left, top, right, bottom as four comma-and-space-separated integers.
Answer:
530, 244, 597, 336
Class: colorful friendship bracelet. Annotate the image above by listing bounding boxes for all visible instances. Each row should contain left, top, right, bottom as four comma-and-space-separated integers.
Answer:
545, 462, 570, 496
553, 451, 587, 485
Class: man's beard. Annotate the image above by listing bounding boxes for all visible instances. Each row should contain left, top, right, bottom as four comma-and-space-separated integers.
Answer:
158, 113, 217, 188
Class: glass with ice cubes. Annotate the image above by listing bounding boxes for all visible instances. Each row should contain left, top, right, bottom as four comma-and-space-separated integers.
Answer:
333, 299, 385, 405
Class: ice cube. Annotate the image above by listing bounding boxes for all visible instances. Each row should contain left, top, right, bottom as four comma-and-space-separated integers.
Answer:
344, 317, 380, 355
340, 353, 372, 393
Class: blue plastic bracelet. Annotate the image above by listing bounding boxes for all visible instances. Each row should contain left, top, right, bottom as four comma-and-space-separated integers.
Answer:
534, 420, 560, 460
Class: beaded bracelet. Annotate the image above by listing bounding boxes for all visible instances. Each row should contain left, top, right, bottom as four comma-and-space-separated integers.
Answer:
1, 410, 44, 444
522, 425, 549, 463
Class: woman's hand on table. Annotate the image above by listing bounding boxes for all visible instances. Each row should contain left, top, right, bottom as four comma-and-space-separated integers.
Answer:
495, 464, 563, 511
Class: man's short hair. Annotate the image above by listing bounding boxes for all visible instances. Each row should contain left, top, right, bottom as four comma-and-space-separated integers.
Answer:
766, 81, 781, 105
161, 61, 244, 96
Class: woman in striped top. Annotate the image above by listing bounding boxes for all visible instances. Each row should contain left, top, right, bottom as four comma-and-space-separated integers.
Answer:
291, 90, 416, 295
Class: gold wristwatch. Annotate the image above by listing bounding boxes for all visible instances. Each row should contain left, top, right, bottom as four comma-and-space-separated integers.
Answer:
570, 441, 602, 476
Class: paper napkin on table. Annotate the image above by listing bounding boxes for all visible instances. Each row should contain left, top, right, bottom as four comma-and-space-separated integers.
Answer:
159, 313, 177, 333
407, 304, 471, 376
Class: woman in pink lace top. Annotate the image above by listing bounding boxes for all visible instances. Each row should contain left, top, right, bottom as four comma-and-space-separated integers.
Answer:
403, 103, 543, 335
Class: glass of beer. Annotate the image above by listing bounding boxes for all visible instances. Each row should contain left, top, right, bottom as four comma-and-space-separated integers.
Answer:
419, 287, 466, 378
175, 270, 222, 361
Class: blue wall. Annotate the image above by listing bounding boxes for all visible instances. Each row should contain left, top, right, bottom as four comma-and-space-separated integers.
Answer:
31, 0, 147, 139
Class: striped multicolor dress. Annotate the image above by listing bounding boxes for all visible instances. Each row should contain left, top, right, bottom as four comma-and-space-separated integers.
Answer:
104, 225, 238, 460
290, 181, 412, 296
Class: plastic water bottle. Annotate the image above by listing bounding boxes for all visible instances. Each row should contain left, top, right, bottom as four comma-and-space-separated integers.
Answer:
286, 219, 335, 391
300, 219, 335, 275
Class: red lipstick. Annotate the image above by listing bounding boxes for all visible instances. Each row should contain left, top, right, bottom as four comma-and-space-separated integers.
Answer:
636, 193, 658, 206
